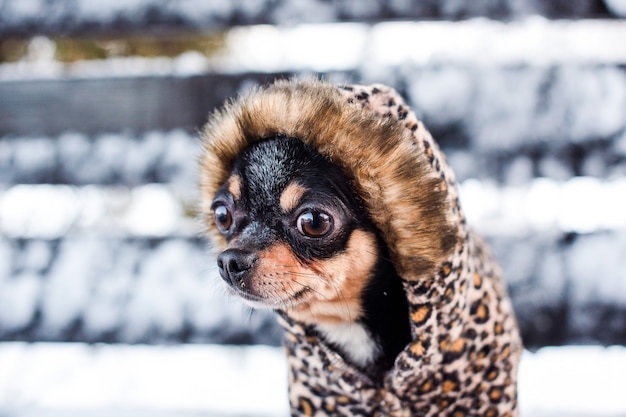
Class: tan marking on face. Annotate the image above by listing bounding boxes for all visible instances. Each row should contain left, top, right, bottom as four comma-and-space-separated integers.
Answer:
289, 229, 379, 324
230, 230, 378, 325
241, 242, 305, 303
279, 182, 307, 213
227, 175, 241, 200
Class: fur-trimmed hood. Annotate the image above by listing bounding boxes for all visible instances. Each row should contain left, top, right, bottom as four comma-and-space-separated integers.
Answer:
200, 78, 458, 281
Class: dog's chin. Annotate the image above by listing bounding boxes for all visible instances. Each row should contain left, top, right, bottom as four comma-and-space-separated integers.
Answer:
225, 284, 313, 310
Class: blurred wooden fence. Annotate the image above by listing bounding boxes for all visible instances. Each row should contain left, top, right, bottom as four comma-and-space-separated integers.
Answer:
1, 0, 626, 349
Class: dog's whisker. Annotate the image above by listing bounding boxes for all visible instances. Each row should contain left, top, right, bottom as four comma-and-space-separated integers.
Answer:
324, 282, 350, 321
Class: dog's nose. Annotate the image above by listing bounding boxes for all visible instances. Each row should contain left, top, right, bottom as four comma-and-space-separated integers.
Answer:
217, 249, 258, 285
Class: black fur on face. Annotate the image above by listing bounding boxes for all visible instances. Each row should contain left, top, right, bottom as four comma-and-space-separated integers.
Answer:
211, 136, 410, 375
212, 136, 371, 262
211, 135, 384, 309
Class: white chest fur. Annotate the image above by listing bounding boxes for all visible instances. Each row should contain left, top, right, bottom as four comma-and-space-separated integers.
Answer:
315, 322, 381, 368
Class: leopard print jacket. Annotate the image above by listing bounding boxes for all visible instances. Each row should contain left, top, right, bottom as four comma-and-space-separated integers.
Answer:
200, 80, 522, 417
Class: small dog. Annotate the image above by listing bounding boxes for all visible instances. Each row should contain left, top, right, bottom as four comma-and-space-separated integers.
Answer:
211, 136, 411, 378
201, 79, 521, 416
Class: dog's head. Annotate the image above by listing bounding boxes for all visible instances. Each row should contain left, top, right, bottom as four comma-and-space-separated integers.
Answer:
210, 136, 380, 324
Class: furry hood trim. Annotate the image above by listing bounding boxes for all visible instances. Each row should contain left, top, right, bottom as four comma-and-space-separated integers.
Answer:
200, 78, 459, 280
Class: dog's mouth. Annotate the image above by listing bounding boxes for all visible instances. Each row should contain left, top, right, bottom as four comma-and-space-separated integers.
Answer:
226, 280, 313, 309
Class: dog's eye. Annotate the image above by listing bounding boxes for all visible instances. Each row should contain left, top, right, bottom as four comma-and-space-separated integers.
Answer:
214, 204, 233, 232
297, 210, 332, 238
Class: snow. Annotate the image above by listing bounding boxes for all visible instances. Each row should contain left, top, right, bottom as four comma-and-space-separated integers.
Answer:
0, 230, 285, 343
0, 343, 289, 416
520, 178, 560, 229
432, 66, 621, 151
519, 346, 626, 416
0, 343, 624, 417
269, 0, 337, 26
467, 68, 546, 151
566, 233, 626, 304
11, 137, 57, 178
535, 247, 567, 305
1, 130, 198, 186
554, 66, 626, 143
458, 177, 626, 235
15, 238, 54, 272
337, 0, 382, 18
158, 130, 200, 188
121, 240, 201, 341
0, 273, 40, 332
367, 18, 626, 67
0, 55, 208, 81
1, 224, 622, 344
40, 238, 102, 334
558, 177, 607, 233
504, 156, 534, 187
80, 245, 139, 338
0, 185, 80, 238
24, 37, 56, 61
221, 19, 626, 74
0, 13, 624, 395
56, 132, 93, 180
2, 19, 626, 81
0, 184, 195, 238
615, 130, 626, 156
407, 67, 473, 128
219, 23, 368, 73
1, 176, 624, 239
537, 156, 573, 181
123, 185, 183, 237
0, 239, 12, 278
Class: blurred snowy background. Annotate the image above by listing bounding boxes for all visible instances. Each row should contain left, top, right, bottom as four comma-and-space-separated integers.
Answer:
1, 0, 626, 416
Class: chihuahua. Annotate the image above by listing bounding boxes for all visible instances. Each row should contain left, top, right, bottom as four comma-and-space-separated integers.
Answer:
211, 136, 411, 377
202, 80, 521, 416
